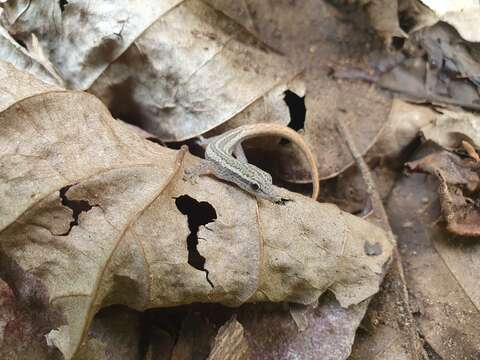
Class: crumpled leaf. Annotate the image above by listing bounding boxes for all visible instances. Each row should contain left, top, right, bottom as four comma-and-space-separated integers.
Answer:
239, 296, 368, 360
419, 0, 480, 42
412, 24, 480, 88
376, 22, 480, 111
406, 149, 479, 191
2, 0, 183, 90
406, 148, 480, 236
0, 0, 296, 142
0, 62, 392, 359
421, 108, 480, 149
388, 167, 480, 358
207, 316, 250, 360
374, 99, 436, 159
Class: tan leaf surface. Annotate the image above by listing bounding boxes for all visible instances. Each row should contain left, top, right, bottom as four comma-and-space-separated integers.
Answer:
0, 0, 296, 142
0, 62, 392, 359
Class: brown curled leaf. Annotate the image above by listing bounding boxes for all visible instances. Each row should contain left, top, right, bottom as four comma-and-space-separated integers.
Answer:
0, 62, 393, 359
406, 149, 480, 237
406, 150, 480, 192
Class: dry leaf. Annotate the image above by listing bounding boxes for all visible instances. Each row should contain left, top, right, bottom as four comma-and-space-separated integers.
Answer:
388, 170, 480, 358
406, 148, 480, 236
421, 108, 480, 149
418, 0, 480, 42
238, 296, 368, 360
0, 0, 394, 183
207, 316, 250, 360
170, 311, 216, 360
374, 99, 436, 159
0, 62, 392, 359
406, 150, 479, 191
0, 0, 296, 142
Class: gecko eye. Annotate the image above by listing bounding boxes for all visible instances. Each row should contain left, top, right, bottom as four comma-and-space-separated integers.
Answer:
250, 183, 260, 191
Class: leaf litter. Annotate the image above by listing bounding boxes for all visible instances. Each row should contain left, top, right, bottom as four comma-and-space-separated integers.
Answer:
0, 62, 392, 359
1, 0, 480, 359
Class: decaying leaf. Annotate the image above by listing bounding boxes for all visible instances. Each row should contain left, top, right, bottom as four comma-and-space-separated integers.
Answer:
421, 108, 480, 149
239, 296, 368, 360
0, 0, 297, 142
0, 0, 395, 187
207, 316, 250, 360
406, 150, 479, 191
388, 170, 480, 358
374, 99, 436, 159
0, 62, 392, 359
375, 22, 480, 112
418, 0, 480, 42
406, 148, 480, 236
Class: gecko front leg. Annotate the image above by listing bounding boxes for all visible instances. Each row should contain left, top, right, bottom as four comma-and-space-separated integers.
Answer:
183, 159, 217, 184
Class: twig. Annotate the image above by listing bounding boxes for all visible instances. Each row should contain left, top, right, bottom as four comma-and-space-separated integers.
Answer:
336, 115, 429, 360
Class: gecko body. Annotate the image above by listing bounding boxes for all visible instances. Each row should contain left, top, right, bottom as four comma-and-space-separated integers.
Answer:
185, 123, 319, 203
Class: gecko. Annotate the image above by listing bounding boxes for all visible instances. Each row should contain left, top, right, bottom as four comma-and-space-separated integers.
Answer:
184, 123, 319, 203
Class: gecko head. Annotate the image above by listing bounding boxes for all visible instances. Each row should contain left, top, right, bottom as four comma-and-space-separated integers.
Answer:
238, 165, 286, 204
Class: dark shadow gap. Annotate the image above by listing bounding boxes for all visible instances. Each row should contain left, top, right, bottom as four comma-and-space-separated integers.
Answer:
175, 195, 217, 288
282, 90, 306, 145
59, 0, 69, 12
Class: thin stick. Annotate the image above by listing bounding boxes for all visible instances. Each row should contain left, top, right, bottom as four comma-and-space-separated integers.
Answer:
337, 115, 429, 360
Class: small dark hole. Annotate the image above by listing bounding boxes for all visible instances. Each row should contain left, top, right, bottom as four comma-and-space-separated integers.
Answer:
13, 37, 27, 49
59, 0, 68, 12
175, 195, 217, 288
282, 90, 306, 145
391, 37, 405, 50
398, 10, 416, 33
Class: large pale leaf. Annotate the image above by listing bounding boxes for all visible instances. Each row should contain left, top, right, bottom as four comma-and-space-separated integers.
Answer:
0, 62, 393, 358
0, 0, 295, 141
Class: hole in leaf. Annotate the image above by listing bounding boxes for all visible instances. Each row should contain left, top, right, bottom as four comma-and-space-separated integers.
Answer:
282, 90, 306, 144
175, 195, 217, 288
59, 0, 68, 12
391, 36, 405, 50
59, 184, 97, 236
